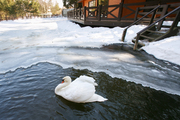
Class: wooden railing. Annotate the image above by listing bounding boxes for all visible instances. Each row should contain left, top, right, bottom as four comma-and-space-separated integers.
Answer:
122, 3, 180, 42
67, 4, 123, 21
67, 0, 180, 22
133, 6, 180, 50
67, 3, 137, 22
67, 1, 157, 22
121, 5, 161, 42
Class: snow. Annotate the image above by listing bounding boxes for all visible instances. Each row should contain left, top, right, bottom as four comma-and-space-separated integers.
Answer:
143, 36, 180, 65
0, 17, 180, 95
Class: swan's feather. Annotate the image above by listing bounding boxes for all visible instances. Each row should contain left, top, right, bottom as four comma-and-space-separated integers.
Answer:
75, 75, 98, 86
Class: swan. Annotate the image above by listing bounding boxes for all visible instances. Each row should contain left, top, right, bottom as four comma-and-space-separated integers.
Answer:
55, 75, 107, 103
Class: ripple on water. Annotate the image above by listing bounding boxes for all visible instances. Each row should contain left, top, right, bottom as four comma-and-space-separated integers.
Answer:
0, 62, 180, 119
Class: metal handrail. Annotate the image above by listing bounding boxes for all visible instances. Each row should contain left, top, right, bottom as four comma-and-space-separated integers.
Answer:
121, 5, 161, 42
134, 6, 180, 50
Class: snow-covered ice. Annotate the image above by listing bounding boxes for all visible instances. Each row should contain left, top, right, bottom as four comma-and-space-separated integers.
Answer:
0, 17, 179, 95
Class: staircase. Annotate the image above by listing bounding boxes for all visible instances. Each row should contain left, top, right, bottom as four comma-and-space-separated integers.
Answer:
121, 4, 180, 50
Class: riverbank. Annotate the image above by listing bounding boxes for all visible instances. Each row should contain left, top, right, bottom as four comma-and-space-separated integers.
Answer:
0, 17, 179, 67
0, 18, 179, 96
142, 35, 180, 66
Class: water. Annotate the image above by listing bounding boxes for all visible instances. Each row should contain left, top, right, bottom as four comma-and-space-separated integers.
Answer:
0, 62, 180, 119
0, 18, 180, 119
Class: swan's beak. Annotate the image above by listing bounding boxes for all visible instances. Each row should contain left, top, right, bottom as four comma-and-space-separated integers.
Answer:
61, 80, 64, 83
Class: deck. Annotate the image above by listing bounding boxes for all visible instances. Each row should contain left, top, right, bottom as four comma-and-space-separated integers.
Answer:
67, 0, 180, 27
68, 18, 133, 27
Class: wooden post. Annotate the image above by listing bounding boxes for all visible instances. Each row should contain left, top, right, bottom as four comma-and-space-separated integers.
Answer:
134, 7, 139, 22
169, 9, 180, 32
73, 9, 75, 19
133, 34, 140, 50
149, 8, 157, 25
118, 2, 123, 21
157, 5, 169, 30
79, 8, 81, 20
121, 28, 127, 42
98, 5, 102, 21
84, 6, 86, 21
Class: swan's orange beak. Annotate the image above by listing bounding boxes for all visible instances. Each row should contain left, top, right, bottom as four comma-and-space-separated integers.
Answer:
61, 80, 64, 83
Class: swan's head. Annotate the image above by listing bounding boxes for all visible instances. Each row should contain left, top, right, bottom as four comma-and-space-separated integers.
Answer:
62, 76, 72, 84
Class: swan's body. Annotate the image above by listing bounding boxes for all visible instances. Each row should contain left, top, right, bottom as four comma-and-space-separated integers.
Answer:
55, 75, 107, 103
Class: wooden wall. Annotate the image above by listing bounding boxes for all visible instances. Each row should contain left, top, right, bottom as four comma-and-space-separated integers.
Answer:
122, 0, 146, 19
78, 0, 180, 19
107, 0, 122, 18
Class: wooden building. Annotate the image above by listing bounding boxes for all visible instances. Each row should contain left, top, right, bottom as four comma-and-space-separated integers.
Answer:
67, 0, 180, 27
67, 0, 180, 50
78, 0, 146, 20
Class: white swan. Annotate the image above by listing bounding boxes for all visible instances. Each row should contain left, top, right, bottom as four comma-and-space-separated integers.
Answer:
55, 75, 108, 103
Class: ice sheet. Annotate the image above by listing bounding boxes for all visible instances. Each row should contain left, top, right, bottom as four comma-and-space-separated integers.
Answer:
0, 18, 179, 96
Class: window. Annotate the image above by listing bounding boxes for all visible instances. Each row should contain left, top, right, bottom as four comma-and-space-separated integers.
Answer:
89, 0, 96, 7
98, 0, 108, 6
88, 0, 96, 13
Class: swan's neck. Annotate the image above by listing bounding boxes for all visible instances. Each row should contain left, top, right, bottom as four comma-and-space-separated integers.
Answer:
55, 82, 70, 93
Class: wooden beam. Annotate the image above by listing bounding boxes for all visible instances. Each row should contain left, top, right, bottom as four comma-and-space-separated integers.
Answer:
98, 5, 102, 21
84, 6, 86, 21
157, 5, 169, 30
118, 3, 123, 21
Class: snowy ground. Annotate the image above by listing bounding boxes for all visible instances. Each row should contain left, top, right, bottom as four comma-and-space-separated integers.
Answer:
143, 36, 180, 65
1, 17, 179, 65
0, 17, 179, 95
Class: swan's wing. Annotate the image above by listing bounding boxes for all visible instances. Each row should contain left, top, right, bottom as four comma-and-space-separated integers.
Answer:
62, 81, 96, 103
75, 75, 98, 86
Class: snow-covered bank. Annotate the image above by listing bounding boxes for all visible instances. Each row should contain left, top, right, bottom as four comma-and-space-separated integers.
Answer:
0, 18, 180, 96
143, 36, 180, 65
0, 18, 179, 66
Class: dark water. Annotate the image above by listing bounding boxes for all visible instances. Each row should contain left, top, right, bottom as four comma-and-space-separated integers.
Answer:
0, 62, 180, 119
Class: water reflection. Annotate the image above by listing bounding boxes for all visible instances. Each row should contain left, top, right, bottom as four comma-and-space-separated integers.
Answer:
0, 62, 179, 119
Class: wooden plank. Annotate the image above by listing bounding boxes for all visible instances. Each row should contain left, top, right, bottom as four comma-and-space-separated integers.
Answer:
98, 5, 102, 21
134, 7, 139, 21
101, 18, 118, 20
169, 9, 180, 32
138, 12, 163, 15
157, 5, 169, 30
140, 34, 154, 40
139, 6, 161, 10
137, 18, 152, 20
146, 29, 165, 34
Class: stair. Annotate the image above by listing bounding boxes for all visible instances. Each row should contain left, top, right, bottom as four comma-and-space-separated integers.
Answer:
133, 5, 180, 50
121, 4, 180, 50
132, 24, 179, 47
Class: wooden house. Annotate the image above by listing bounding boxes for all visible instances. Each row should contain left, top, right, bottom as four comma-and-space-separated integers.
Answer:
67, 0, 180, 27
77, 0, 146, 20
67, 0, 180, 50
